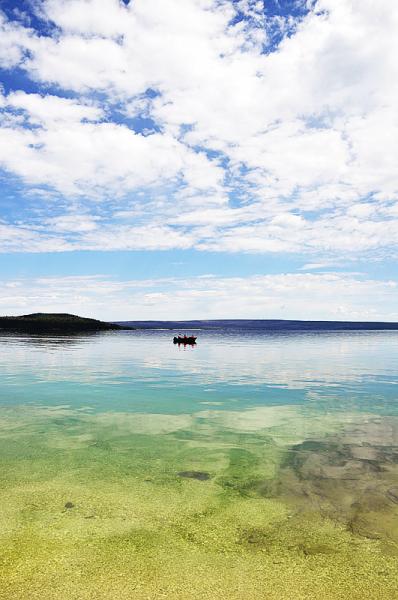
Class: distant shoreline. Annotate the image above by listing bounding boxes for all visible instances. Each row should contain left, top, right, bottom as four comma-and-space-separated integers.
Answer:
115, 319, 398, 331
1, 314, 397, 334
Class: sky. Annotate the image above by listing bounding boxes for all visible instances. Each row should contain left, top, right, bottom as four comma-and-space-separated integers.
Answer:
0, 0, 397, 321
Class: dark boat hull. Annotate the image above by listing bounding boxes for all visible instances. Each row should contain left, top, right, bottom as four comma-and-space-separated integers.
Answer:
173, 336, 197, 345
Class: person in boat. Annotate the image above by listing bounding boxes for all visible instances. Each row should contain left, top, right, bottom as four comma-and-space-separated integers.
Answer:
173, 334, 197, 344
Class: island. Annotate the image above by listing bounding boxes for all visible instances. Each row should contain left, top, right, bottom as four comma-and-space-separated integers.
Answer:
0, 313, 134, 334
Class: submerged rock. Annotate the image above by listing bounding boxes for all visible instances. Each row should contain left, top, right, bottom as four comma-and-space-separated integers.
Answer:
178, 470, 211, 481
90, 440, 111, 451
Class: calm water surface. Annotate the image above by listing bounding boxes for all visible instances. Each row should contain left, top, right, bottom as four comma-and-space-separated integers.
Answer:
1, 330, 398, 599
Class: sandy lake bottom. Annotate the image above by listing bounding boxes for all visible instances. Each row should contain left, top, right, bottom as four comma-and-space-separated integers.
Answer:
1, 330, 398, 599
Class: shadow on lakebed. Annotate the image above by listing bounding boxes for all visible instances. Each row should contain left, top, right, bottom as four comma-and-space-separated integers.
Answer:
178, 470, 211, 480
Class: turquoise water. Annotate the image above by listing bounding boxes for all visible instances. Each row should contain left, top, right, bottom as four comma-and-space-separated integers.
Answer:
2, 329, 398, 413
1, 329, 398, 599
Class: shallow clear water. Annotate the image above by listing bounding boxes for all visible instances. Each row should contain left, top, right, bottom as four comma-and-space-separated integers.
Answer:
1, 330, 398, 599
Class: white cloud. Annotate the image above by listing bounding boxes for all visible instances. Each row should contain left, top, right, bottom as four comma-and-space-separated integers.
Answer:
1, 199, 398, 255
44, 214, 99, 233
0, 272, 397, 321
0, 92, 223, 197
7, 91, 103, 124
0, 88, 224, 197
42, 0, 130, 37
0, 0, 397, 257
0, 220, 71, 252
0, 12, 34, 68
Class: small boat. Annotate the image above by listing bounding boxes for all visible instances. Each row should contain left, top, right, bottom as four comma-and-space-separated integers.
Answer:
173, 335, 197, 345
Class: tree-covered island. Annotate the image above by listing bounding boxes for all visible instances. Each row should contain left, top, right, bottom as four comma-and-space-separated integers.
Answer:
0, 313, 133, 334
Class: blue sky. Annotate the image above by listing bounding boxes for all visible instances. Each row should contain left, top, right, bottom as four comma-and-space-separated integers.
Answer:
0, 0, 398, 320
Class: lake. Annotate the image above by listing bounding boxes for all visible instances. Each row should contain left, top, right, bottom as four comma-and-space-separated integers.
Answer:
1, 328, 398, 599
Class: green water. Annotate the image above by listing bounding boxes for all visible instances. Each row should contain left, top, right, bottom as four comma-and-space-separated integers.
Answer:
1, 330, 398, 599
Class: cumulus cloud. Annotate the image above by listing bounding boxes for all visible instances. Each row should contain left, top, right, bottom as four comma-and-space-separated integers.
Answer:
0, 91, 224, 197
0, 0, 397, 257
